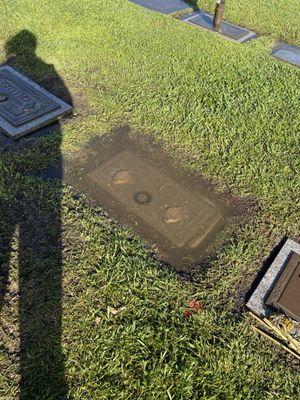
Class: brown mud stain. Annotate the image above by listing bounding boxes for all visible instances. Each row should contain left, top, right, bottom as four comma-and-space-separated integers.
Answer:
63, 126, 251, 271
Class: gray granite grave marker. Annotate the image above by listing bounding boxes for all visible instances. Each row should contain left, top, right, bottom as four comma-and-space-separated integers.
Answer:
272, 43, 300, 67
0, 65, 72, 139
246, 239, 300, 318
181, 10, 256, 42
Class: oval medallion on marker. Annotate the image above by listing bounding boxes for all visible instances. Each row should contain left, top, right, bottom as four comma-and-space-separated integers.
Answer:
164, 207, 184, 224
112, 170, 131, 185
134, 191, 151, 205
0, 94, 8, 102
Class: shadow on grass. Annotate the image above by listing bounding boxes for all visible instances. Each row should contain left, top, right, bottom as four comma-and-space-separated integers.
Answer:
185, 0, 199, 11
0, 30, 73, 399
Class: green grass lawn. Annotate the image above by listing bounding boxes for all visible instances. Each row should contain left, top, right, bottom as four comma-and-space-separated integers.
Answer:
0, 0, 299, 399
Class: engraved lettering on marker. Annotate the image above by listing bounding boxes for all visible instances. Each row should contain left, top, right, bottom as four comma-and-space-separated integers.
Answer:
0, 70, 60, 127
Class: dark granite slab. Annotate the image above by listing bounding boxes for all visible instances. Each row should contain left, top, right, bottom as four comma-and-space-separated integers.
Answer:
0, 66, 72, 139
266, 252, 300, 322
272, 42, 300, 67
130, 0, 191, 14
181, 10, 257, 42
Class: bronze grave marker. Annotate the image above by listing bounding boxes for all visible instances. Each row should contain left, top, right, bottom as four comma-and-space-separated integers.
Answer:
0, 66, 72, 139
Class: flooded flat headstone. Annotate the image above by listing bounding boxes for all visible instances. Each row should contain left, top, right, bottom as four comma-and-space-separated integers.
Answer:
272, 43, 300, 67
247, 239, 300, 319
181, 10, 256, 42
0, 66, 72, 139
65, 128, 245, 270
130, 0, 190, 14
87, 149, 222, 249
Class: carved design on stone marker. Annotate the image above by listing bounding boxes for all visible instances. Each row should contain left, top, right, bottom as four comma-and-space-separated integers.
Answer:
134, 191, 152, 205
112, 170, 131, 185
164, 206, 184, 223
0, 70, 59, 127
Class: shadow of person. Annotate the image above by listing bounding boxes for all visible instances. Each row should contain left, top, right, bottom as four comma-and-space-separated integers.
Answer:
0, 30, 73, 399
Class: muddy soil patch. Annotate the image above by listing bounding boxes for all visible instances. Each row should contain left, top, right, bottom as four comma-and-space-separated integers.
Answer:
62, 126, 250, 270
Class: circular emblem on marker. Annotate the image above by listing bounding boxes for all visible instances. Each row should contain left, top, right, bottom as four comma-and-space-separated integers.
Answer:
134, 191, 151, 205
112, 170, 131, 185
164, 207, 184, 224
0, 94, 8, 102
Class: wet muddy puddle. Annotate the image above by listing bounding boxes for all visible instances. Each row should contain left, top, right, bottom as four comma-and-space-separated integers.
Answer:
62, 126, 248, 270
